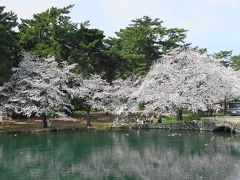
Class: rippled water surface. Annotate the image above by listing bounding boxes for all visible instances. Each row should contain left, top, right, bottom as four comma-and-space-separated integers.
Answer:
0, 130, 240, 180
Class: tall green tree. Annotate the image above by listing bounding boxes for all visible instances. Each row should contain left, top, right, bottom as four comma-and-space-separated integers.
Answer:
18, 5, 76, 58
213, 50, 233, 67
103, 38, 123, 83
214, 50, 240, 70
19, 5, 109, 80
107, 16, 188, 78
67, 22, 107, 78
0, 6, 21, 85
231, 55, 240, 70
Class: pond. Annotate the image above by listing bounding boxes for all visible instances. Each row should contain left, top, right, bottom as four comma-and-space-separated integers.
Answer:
0, 130, 240, 180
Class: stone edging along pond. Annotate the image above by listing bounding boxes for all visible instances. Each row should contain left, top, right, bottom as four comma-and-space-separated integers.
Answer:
111, 117, 240, 133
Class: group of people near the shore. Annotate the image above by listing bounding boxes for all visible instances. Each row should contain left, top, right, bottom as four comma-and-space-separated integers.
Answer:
143, 114, 162, 124
138, 114, 162, 124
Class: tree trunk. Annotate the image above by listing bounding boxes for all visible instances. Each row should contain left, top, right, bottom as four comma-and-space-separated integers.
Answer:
176, 109, 183, 121
209, 109, 213, 116
224, 96, 227, 115
43, 114, 49, 128
86, 109, 91, 127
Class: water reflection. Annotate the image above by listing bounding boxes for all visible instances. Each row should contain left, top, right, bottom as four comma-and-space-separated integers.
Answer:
0, 131, 240, 179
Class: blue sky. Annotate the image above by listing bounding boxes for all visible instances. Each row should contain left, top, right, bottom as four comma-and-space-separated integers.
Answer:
2, 0, 240, 55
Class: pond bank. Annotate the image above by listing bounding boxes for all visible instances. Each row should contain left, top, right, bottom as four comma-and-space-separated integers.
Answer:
0, 118, 112, 134
1, 116, 240, 134
111, 116, 240, 133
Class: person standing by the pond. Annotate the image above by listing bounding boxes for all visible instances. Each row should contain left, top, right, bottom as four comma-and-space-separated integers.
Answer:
0, 109, 4, 125
0, 115, 2, 125
142, 114, 146, 124
157, 114, 162, 123
150, 115, 154, 123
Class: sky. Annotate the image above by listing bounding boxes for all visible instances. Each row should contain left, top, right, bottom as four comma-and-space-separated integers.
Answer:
2, 0, 240, 55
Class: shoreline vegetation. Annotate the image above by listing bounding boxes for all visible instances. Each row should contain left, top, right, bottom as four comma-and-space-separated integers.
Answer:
1, 112, 240, 134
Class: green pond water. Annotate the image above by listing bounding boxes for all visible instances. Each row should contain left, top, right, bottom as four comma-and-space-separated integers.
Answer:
0, 130, 240, 180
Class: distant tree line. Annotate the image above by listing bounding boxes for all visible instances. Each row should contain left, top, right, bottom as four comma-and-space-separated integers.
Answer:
2, 49, 240, 128
1, 5, 188, 84
2, 5, 240, 85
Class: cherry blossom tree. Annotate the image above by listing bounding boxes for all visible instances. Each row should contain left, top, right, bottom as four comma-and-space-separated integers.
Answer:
70, 74, 110, 126
70, 75, 142, 124
2, 48, 239, 126
130, 49, 240, 120
0, 55, 76, 128
101, 77, 142, 115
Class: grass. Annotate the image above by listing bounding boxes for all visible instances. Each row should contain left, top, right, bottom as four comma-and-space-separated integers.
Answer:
161, 116, 177, 124
159, 113, 201, 124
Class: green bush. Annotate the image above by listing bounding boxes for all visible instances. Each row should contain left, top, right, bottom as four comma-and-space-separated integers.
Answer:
138, 103, 145, 110
162, 115, 177, 124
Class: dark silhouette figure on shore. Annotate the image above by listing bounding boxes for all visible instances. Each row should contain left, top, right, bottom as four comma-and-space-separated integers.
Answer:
157, 114, 162, 123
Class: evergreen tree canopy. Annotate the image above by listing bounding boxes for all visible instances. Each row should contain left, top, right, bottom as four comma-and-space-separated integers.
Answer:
19, 5, 108, 79
107, 16, 188, 78
0, 6, 21, 85
18, 5, 76, 58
